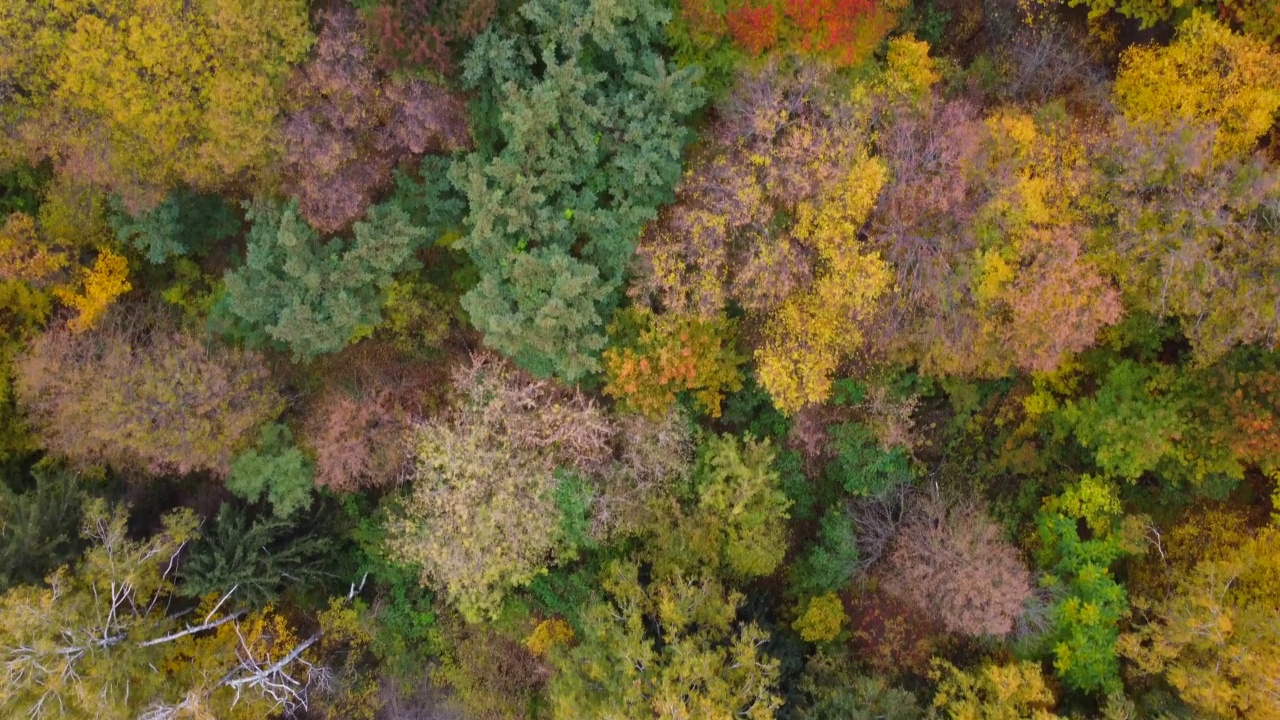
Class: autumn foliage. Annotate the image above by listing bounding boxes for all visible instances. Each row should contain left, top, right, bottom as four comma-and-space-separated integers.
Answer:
680, 0, 901, 68
281, 9, 470, 233
603, 309, 744, 418
15, 309, 283, 475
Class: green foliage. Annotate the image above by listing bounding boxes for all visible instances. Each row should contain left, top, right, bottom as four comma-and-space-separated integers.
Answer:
109, 189, 239, 264
226, 423, 314, 519
693, 434, 793, 579
0, 460, 87, 591
792, 507, 860, 596
546, 560, 782, 719
525, 563, 602, 631
339, 495, 441, 678
1050, 355, 1246, 495
180, 503, 333, 608
719, 377, 791, 440
1058, 360, 1185, 482
793, 649, 925, 720
1037, 478, 1132, 694
216, 199, 429, 360
826, 422, 913, 497
0, 163, 50, 217
460, 246, 610, 380
553, 470, 596, 559
389, 155, 469, 241
453, 0, 705, 380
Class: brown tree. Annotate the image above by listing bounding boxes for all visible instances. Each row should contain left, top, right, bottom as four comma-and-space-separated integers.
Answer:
15, 308, 283, 476
301, 343, 442, 492
280, 9, 469, 233
879, 494, 1033, 637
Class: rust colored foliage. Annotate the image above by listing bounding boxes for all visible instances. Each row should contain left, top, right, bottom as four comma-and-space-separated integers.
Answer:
783, 0, 886, 66
281, 9, 470, 233
726, 4, 781, 54
1000, 227, 1123, 374
363, 0, 495, 75
681, 0, 898, 67
603, 310, 745, 419
880, 494, 1034, 637
302, 344, 443, 492
844, 587, 941, 677
15, 309, 283, 476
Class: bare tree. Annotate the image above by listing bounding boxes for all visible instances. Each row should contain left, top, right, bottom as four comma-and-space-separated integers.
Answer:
879, 492, 1033, 637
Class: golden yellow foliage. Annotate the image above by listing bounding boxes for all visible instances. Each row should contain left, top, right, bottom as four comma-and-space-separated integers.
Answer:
883, 36, 939, 103
525, 617, 575, 656
793, 593, 846, 643
6, 0, 312, 207
756, 156, 891, 414
1120, 526, 1280, 718
1114, 12, 1280, 159
0, 213, 68, 283
931, 659, 1062, 720
54, 248, 131, 332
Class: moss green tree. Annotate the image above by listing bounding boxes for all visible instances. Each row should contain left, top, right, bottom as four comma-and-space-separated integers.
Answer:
453, 0, 704, 380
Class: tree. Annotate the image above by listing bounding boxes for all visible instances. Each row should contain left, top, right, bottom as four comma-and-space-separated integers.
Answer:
358, 0, 495, 75
108, 188, 239, 263
436, 622, 551, 720
180, 503, 334, 609
0, 500, 200, 720
226, 423, 315, 519
15, 310, 283, 476
1054, 0, 1280, 47
792, 648, 924, 720
546, 560, 782, 719
880, 494, 1034, 638
1120, 525, 1280, 718
280, 9, 469, 233
1036, 477, 1133, 693
1090, 123, 1280, 363
671, 0, 903, 76
216, 199, 429, 360
385, 354, 617, 621
871, 101, 1120, 378
0, 460, 86, 591
453, 0, 704, 380
794, 593, 847, 643
791, 506, 862, 595
302, 344, 438, 491
755, 156, 892, 413
0, 500, 366, 720
461, 246, 611, 381
692, 434, 793, 579
603, 308, 745, 418
52, 247, 132, 332
931, 660, 1061, 720
1113, 12, 1280, 159
3, 0, 314, 209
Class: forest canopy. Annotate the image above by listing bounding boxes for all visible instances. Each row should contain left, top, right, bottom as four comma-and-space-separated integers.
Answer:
0, 0, 1279, 719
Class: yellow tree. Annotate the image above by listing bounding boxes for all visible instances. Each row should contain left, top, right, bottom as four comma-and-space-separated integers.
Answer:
756, 156, 891, 414
4, 0, 312, 208
931, 659, 1062, 720
1113, 12, 1280, 160
1120, 525, 1280, 718
53, 247, 131, 332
